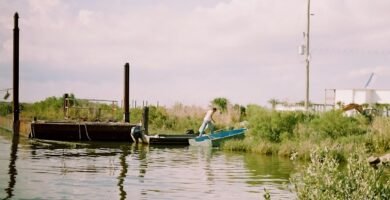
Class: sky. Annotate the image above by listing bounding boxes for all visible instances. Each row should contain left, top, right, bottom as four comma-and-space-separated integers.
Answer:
1, 0, 390, 108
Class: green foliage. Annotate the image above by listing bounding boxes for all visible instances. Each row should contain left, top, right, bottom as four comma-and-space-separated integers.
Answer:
246, 105, 309, 142
0, 102, 12, 116
211, 97, 228, 112
309, 110, 368, 139
22, 96, 65, 120
246, 107, 369, 144
239, 105, 246, 121
267, 98, 280, 110
293, 147, 390, 200
16, 94, 123, 121
130, 107, 143, 123
366, 117, 390, 153
148, 106, 172, 130
223, 106, 387, 161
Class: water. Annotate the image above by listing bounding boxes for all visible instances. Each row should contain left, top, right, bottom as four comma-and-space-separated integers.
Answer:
0, 129, 297, 199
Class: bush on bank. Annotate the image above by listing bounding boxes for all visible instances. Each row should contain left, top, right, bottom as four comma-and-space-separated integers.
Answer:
223, 105, 389, 160
292, 147, 390, 200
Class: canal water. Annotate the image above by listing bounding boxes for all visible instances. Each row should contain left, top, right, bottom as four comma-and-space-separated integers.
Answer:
0, 129, 297, 199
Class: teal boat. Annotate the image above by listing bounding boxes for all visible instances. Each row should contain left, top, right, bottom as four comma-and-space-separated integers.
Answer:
188, 128, 246, 147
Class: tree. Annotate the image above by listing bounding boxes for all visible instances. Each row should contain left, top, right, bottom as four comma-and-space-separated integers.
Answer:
268, 98, 280, 110
211, 97, 229, 112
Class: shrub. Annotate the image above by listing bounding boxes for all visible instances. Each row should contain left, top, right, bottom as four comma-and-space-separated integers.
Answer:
148, 106, 172, 130
246, 105, 308, 142
0, 102, 12, 116
308, 110, 368, 139
22, 96, 65, 120
366, 117, 390, 153
293, 147, 390, 200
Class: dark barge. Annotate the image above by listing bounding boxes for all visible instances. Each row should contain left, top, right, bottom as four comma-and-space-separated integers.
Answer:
30, 121, 197, 145
30, 121, 135, 142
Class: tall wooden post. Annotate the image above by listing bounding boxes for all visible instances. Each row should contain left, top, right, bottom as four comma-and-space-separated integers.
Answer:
63, 93, 69, 119
13, 12, 20, 135
142, 106, 149, 135
124, 63, 130, 123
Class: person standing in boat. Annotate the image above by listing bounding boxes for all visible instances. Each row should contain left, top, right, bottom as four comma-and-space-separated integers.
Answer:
198, 107, 217, 136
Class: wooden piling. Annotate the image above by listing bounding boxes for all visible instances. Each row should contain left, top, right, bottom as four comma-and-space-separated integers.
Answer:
124, 63, 130, 123
142, 106, 149, 135
13, 12, 20, 135
63, 93, 69, 119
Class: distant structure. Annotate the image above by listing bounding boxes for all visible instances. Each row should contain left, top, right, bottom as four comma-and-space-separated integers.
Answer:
325, 88, 390, 108
275, 104, 306, 112
273, 88, 390, 113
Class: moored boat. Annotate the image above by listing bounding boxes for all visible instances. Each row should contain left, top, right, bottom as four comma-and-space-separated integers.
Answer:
188, 128, 246, 147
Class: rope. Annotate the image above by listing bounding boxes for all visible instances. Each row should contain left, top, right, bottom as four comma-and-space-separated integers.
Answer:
84, 123, 91, 141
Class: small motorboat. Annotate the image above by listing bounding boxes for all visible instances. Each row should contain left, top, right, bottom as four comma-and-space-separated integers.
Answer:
188, 128, 246, 147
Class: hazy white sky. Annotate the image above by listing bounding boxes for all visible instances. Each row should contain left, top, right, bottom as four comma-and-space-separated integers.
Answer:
1, 0, 390, 107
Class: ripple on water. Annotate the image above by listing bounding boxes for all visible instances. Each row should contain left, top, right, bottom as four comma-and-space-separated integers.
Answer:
0, 131, 296, 199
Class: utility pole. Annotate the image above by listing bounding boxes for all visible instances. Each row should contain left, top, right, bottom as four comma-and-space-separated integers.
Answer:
304, 0, 311, 111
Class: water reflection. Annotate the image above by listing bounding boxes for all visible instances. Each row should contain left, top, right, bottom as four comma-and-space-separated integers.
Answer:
4, 134, 19, 199
243, 152, 296, 198
244, 153, 294, 184
117, 145, 129, 200
0, 130, 296, 200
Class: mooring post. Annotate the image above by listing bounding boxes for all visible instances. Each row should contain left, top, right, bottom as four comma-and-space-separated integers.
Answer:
124, 63, 130, 123
13, 12, 20, 135
63, 93, 69, 119
142, 106, 149, 135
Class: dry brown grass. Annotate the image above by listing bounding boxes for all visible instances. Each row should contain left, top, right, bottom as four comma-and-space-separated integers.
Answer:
0, 116, 31, 137
165, 103, 242, 129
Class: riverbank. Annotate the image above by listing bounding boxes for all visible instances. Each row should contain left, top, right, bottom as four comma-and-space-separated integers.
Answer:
1, 98, 389, 160
222, 105, 390, 162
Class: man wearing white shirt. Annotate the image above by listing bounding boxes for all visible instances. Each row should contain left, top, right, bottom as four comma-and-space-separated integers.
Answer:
198, 107, 217, 136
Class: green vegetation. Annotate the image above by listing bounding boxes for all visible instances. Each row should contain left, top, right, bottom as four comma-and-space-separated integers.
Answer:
0, 94, 123, 122
292, 147, 390, 199
212, 97, 229, 112
2, 96, 389, 158
223, 105, 389, 199
22, 96, 68, 120
222, 104, 389, 161
2, 96, 389, 157
0, 102, 12, 116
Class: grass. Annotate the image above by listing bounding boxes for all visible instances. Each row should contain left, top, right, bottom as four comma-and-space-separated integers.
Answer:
222, 105, 389, 161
